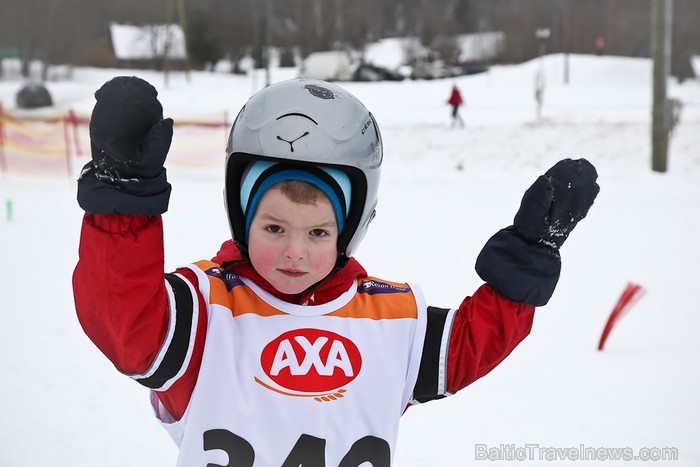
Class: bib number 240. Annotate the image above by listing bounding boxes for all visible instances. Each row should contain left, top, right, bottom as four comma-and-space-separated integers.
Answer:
203, 430, 390, 466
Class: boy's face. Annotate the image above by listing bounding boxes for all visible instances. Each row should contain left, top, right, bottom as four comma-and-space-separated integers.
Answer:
248, 186, 339, 295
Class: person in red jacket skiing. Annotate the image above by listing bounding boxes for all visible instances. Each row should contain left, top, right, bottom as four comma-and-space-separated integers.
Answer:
447, 84, 465, 128
73, 76, 598, 466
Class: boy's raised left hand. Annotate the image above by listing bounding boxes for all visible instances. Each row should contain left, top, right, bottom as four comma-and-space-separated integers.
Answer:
475, 158, 599, 306
513, 158, 599, 249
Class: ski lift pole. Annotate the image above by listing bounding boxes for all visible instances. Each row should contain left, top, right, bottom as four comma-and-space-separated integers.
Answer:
651, 0, 673, 173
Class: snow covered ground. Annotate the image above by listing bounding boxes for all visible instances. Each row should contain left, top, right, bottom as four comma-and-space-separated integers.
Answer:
1, 54, 699, 466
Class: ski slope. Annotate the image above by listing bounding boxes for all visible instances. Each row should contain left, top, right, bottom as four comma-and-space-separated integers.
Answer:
1, 53, 699, 466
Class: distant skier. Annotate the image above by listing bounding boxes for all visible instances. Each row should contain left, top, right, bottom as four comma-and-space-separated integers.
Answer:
596, 35, 606, 56
448, 84, 465, 128
73, 76, 599, 466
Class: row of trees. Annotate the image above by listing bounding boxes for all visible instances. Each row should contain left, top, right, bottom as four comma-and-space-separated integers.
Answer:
0, 0, 698, 80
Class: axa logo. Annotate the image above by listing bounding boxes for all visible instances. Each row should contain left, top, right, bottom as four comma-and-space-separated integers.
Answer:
256, 328, 362, 402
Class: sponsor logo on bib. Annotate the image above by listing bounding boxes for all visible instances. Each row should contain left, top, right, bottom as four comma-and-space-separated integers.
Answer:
257, 328, 362, 401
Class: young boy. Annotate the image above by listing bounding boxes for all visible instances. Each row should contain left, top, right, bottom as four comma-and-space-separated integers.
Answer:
74, 77, 598, 466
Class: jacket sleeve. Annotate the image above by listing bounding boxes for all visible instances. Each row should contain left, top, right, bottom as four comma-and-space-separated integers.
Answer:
412, 284, 534, 403
73, 213, 207, 420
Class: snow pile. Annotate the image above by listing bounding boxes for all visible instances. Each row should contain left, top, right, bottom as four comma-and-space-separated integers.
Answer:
110, 23, 187, 60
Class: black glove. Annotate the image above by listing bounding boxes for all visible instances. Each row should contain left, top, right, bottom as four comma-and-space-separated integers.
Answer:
77, 76, 173, 215
476, 158, 599, 306
514, 158, 599, 249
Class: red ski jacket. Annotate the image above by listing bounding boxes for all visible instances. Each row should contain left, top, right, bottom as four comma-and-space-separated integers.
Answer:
73, 213, 535, 420
448, 88, 463, 107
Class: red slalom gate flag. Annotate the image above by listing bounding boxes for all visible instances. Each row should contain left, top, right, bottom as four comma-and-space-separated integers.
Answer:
598, 283, 645, 351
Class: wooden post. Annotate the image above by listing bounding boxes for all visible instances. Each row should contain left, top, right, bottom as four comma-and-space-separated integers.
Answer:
561, 0, 570, 85
0, 103, 7, 174
69, 109, 82, 156
63, 113, 73, 178
264, 0, 272, 87
163, 0, 173, 87
175, 0, 191, 82
224, 110, 229, 143
651, 0, 673, 173
334, 0, 344, 48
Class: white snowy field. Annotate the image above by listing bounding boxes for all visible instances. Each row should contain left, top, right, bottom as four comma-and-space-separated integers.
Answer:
0, 54, 699, 466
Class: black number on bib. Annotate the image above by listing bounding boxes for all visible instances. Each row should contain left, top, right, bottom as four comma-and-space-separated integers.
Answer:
339, 436, 391, 467
282, 434, 326, 466
201, 431, 389, 466
203, 429, 255, 467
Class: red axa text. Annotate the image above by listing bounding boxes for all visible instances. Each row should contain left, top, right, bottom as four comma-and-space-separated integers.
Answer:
260, 328, 362, 392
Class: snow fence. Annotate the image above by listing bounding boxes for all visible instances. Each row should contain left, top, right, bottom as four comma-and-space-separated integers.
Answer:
0, 105, 231, 178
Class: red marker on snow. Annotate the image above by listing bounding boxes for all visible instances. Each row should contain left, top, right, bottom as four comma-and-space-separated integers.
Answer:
598, 283, 645, 351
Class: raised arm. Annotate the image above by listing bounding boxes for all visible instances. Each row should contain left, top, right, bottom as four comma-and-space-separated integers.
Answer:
414, 159, 599, 401
73, 78, 204, 418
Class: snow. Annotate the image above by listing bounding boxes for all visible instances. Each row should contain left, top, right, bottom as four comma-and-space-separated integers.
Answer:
109, 23, 187, 60
362, 34, 505, 69
456, 31, 506, 63
364, 38, 423, 69
1, 54, 699, 466
692, 55, 700, 78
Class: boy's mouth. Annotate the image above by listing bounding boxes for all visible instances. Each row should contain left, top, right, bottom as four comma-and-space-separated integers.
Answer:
278, 268, 306, 278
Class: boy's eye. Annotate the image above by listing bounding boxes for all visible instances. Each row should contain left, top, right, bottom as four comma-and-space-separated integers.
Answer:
310, 229, 329, 237
265, 225, 283, 233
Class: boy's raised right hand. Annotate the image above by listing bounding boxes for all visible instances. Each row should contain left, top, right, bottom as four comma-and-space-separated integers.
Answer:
78, 76, 173, 215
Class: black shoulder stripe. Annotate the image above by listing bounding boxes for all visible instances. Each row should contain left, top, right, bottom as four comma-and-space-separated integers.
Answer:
135, 273, 195, 390
412, 306, 452, 404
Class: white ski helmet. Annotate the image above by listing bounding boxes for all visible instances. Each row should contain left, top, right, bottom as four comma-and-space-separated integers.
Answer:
224, 78, 383, 258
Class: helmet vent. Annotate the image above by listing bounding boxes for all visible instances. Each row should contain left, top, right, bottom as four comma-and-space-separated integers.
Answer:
276, 132, 309, 152
276, 112, 318, 125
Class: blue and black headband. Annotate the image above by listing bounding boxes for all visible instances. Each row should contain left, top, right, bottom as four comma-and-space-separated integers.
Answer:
240, 161, 352, 242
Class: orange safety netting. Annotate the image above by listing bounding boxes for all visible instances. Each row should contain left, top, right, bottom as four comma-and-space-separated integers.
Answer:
0, 105, 230, 178
0, 105, 78, 177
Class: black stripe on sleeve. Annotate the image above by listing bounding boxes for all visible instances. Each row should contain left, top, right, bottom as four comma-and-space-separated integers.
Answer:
135, 273, 195, 390
412, 306, 451, 404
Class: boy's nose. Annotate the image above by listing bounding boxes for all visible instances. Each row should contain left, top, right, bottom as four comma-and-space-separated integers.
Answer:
283, 239, 305, 261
